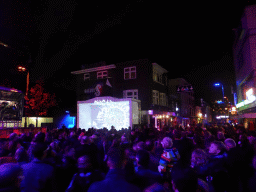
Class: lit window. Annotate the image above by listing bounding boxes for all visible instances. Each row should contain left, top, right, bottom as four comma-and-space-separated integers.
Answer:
153, 70, 162, 84
123, 89, 138, 99
152, 90, 159, 105
84, 73, 90, 80
97, 71, 108, 79
124, 66, 136, 80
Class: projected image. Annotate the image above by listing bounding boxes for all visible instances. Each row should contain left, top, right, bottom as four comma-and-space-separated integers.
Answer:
78, 100, 130, 130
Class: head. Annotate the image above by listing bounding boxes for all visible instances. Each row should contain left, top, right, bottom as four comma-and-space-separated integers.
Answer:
224, 138, 236, 150
144, 183, 168, 192
136, 141, 146, 151
171, 167, 198, 192
9, 133, 18, 141
173, 129, 181, 139
217, 131, 225, 141
0, 163, 23, 189
80, 136, 89, 145
145, 140, 154, 152
32, 132, 45, 143
209, 141, 226, 155
14, 147, 28, 163
136, 150, 150, 168
106, 147, 125, 169
161, 137, 173, 149
70, 131, 76, 138
31, 143, 47, 160
78, 155, 92, 172
191, 148, 209, 168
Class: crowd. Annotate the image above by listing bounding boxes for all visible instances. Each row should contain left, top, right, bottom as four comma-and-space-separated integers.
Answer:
0, 123, 256, 192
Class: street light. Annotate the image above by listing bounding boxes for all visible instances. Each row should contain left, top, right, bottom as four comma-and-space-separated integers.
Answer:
17, 66, 29, 96
214, 83, 225, 103
18, 66, 29, 128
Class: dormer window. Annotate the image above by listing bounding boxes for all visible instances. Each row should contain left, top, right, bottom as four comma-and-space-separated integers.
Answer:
84, 73, 90, 80
97, 71, 108, 79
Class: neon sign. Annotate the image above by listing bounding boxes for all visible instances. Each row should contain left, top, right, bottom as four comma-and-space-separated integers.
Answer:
236, 88, 256, 108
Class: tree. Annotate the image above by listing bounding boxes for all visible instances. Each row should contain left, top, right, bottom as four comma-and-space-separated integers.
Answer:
26, 80, 57, 127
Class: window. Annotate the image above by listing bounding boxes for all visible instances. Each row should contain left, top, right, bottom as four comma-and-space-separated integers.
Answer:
159, 93, 167, 106
84, 73, 90, 80
153, 70, 163, 84
152, 90, 159, 105
123, 89, 138, 99
97, 71, 108, 79
124, 66, 136, 80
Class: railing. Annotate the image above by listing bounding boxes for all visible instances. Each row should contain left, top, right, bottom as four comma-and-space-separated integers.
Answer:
0, 127, 47, 139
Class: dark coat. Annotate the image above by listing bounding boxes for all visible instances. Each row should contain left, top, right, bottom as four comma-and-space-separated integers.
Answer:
20, 158, 56, 192
88, 169, 141, 192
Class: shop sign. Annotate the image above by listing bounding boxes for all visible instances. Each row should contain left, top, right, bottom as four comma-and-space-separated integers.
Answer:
177, 85, 193, 92
84, 84, 103, 96
236, 88, 256, 108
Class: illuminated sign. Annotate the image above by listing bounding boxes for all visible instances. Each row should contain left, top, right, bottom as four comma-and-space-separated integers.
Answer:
84, 84, 103, 96
236, 88, 256, 108
177, 85, 193, 92
216, 115, 229, 119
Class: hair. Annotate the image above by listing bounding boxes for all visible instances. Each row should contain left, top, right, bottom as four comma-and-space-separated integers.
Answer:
32, 132, 45, 143
171, 167, 198, 192
106, 147, 125, 169
144, 183, 168, 192
193, 134, 205, 149
31, 143, 47, 159
136, 150, 150, 167
217, 131, 225, 141
173, 129, 181, 139
78, 155, 91, 169
191, 148, 209, 167
15, 147, 29, 163
224, 138, 236, 149
145, 140, 154, 152
210, 141, 227, 152
136, 141, 146, 151
161, 137, 173, 149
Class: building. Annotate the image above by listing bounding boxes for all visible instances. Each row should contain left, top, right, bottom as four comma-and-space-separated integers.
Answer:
71, 59, 172, 129
168, 78, 195, 127
233, 5, 256, 129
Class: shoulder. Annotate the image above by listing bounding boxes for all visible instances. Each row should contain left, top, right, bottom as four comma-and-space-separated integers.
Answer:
88, 180, 105, 192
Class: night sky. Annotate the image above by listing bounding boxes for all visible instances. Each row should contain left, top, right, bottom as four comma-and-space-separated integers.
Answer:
0, 1, 254, 111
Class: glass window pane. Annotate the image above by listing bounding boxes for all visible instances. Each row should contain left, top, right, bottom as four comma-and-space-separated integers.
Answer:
131, 72, 136, 79
125, 73, 129, 79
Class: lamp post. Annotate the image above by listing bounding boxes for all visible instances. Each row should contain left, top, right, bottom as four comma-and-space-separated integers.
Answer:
18, 66, 29, 128
214, 83, 225, 103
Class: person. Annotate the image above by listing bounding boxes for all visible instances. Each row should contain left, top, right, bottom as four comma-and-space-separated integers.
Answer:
88, 147, 141, 192
207, 141, 230, 192
171, 166, 198, 192
66, 155, 105, 192
133, 150, 162, 191
158, 137, 180, 180
20, 142, 57, 192
0, 163, 23, 192
14, 147, 29, 166
248, 155, 256, 192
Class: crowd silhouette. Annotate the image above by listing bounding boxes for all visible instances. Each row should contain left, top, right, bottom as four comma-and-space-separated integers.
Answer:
0, 123, 256, 192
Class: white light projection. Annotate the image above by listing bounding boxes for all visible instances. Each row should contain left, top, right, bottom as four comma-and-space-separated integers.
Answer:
78, 100, 130, 130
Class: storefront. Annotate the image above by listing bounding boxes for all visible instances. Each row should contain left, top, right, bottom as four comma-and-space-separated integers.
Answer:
236, 87, 256, 129
148, 110, 176, 129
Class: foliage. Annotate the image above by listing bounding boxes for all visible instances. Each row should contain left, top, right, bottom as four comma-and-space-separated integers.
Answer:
25, 80, 57, 117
